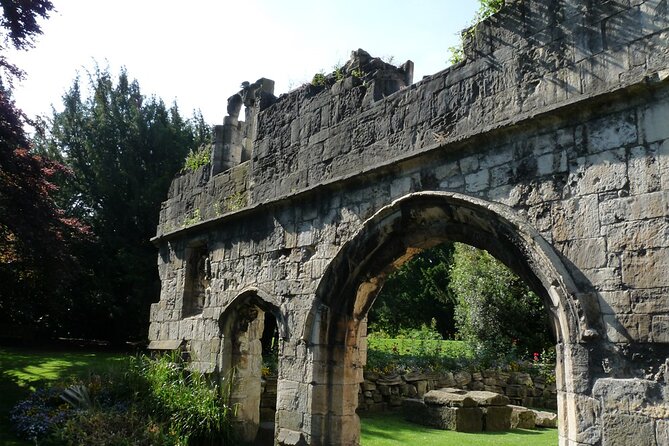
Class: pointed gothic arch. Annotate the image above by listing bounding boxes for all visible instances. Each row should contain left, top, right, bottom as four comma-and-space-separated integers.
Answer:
305, 191, 603, 445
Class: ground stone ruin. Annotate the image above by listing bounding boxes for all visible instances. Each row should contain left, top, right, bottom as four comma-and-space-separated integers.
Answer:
148, 1, 669, 444
357, 368, 558, 412
403, 388, 557, 432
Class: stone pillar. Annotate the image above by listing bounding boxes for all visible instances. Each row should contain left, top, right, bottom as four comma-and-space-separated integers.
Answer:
242, 78, 275, 162
230, 311, 265, 443
211, 117, 244, 176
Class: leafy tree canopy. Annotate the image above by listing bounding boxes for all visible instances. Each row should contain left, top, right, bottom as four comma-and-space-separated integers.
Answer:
0, 0, 53, 49
449, 243, 553, 358
369, 240, 553, 364
369, 243, 456, 338
37, 66, 210, 341
0, 0, 90, 337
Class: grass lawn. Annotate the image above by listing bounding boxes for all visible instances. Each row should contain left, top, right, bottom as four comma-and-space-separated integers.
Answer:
0, 346, 129, 445
360, 412, 557, 446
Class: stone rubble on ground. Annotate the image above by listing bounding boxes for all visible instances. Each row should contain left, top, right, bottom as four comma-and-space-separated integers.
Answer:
402, 388, 557, 432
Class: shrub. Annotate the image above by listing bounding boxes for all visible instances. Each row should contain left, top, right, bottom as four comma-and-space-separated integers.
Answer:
46, 408, 176, 446
365, 333, 556, 378
311, 72, 326, 87
184, 145, 211, 171
134, 353, 237, 444
449, 243, 553, 361
366, 327, 474, 374
11, 353, 237, 445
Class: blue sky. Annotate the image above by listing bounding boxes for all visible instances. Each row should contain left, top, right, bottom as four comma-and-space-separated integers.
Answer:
9, 0, 480, 124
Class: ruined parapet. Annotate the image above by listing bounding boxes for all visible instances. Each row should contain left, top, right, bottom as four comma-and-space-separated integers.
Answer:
251, 49, 414, 202
353, 49, 413, 99
211, 78, 277, 175
335, 49, 414, 104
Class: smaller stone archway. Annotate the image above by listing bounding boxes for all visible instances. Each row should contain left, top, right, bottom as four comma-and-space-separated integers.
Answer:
218, 287, 286, 444
305, 191, 603, 446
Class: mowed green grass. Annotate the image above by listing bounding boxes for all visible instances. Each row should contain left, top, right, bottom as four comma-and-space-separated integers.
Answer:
0, 346, 129, 446
360, 412, 557, 446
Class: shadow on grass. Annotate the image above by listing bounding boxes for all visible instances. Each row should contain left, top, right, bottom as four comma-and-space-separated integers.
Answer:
0, 346, 130, 445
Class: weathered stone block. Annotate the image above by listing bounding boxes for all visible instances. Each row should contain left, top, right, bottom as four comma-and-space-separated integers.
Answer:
416, 380, 428, 397
657, 419, 669, 446
651, 315, 669, 343
601, 413, 656, 446
467, 390, 510, 406
623, 247, 669, 288
603, 313, 651, 343
552, 195, 600, 241
483, 405, 513, 431
568, 149, 627, 196
424, 389, 477, 407
556, 237, 607, 269
642, 100, 669, 143
534, 409, 558, 428
506, 384, 528, 398
439, 406, 484, 432
454, 371, 472, 387
605, 219, 669, 253
593, 378, 662, 414
599, 191, 669, 225
586, 111, 637, 153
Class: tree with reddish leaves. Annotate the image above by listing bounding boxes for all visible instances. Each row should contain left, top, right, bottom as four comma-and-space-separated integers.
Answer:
0, 0, 90, 337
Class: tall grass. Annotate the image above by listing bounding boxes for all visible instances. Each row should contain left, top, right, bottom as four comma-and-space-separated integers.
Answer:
132, 353, 237, 445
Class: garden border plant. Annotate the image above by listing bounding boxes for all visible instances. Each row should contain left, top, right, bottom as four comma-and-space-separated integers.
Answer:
10, 352, 239, 446
365, 322, 557, 385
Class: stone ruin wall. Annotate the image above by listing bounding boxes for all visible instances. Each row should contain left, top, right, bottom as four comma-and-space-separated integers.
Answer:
149, 1, 669, 444
258, 369, 558, 415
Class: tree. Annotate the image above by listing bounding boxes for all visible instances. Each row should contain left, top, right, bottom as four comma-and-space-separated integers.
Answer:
368, 243, 456, 337
39, 66, 210, 341
449, 243, 553, 359
0, 0, 53, 49
0, 0, 53, 88
0, 0, 93, 337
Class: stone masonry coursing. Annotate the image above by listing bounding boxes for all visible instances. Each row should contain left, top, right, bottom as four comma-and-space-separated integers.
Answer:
149, 1, 669, 445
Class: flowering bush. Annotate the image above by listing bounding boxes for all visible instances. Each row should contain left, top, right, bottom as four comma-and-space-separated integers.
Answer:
9, 385, 75, 442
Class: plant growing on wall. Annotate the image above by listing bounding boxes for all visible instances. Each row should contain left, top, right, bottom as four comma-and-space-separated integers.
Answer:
311, 71, 327, 87
184, 144, 211, 171
224, 191, 247, 212
448, 0, 505, 64
183, 209, 202, 227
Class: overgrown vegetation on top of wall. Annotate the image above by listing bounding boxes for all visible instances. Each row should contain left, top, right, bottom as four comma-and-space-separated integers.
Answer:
183, 144, 211, 172
448, 0, 505, 63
